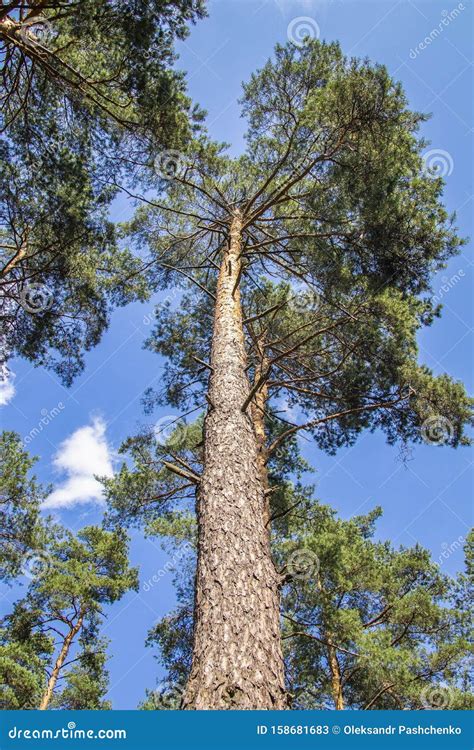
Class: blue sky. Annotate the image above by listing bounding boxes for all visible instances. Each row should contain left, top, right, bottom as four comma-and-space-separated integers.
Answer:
1, 0, 472, 710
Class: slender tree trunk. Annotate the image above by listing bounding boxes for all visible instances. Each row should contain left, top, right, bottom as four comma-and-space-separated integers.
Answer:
39, 615, 84, 710
327, 644, 344, 710
250, 344, 271, 530
182, 211, 287, 710
315, 574, 344, 710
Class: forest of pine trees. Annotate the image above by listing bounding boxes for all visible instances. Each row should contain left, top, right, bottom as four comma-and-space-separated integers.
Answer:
0, 1, 472, 712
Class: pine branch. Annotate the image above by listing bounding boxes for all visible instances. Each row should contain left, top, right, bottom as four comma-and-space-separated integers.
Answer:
268, 393, 409, 456
162, 461, 200, 485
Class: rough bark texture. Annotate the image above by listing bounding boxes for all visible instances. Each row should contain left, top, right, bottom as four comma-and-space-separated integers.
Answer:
182, 212, 287, 709
39, 614, 84, 710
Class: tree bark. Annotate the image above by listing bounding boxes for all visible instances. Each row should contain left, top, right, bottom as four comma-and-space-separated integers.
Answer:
316, 574, 344, 710
39, 614, 84, 710
250, 344, 271, 530
327, 644, 344, 710
182, 211, 287, 709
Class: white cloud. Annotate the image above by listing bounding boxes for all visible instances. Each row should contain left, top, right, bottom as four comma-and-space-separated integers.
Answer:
0, 366, 15, 406
43, 417, 114, 510
273, 0, 319, 15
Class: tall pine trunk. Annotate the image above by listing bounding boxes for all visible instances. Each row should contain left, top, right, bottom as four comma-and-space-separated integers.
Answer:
327, 645, 344, 710
182, 212, 287, 709
39, 614, 84, 710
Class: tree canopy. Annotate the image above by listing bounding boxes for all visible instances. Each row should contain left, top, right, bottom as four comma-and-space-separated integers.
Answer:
108, 421, 472, 711
0, 523, 138, 709
103, 38, 472, 708
124, 40, 472, 456
0, 430, 44, 583
0, 1, 206, 134
1, 26, 471, 711
0, 0, 206, 382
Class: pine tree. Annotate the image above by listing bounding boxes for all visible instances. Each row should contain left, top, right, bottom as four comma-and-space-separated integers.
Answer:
0, 1, 206, 133
114, 40, 472, 708
0, 431, 44, 583
279, 505, 473, 711
0, 107, 150, 383
0, 524, 138, 709
106, 422, 472, 711
0, 601, 52, 709
0, 1, 206, 382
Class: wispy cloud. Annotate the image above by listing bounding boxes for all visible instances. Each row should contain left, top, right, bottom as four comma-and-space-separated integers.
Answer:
273, 0, 321, 15
43, 417, 113, 510
0, 366, 16, 406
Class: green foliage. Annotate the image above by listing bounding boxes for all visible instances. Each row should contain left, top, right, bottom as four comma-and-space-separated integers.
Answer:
139, 478, 473, 710
0, 1, 206, 137
103, 419, 203, 538
110, 420, 472, 710
239, 41, 460, 293
0, 109, 149, 383
0, 524, 138, 709
127, 39, 472, 452
0, 602, 53, 709
37, 525, 139, 612
280, 504, 473, 709
0, 431, 44, 583
0, 0, 207, 382
53, 626, 112, 710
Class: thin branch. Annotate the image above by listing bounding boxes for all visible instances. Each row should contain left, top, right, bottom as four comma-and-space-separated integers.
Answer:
268, 393, 408, 456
